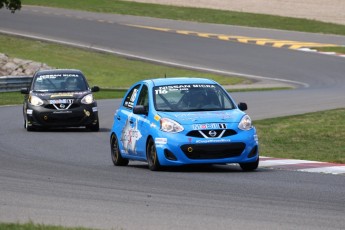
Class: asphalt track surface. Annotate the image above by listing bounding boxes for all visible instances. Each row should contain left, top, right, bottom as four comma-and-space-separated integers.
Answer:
1, 6, 345, 230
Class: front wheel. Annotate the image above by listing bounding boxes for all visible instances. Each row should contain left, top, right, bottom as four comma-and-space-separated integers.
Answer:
110, 133, 129, 166
146, 138, 161, 171
239, 158, 259, 171
24, 119, 35, 131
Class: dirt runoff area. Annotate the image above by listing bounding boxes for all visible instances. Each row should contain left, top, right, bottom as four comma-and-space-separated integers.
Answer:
125, 0, 345, 25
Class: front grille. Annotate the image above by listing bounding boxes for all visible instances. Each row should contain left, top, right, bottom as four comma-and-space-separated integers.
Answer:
45, 103, 80, 110
36, 112, 88, 126
186, 129, 237, 138
43, 115, 83, 124
181, 143, 245, 159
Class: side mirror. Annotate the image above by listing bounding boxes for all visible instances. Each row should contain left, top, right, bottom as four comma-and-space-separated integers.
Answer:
20, 88, 29, 94
238, 102, 247, 111
91, 86, 100, 92
133, 105, 148, 115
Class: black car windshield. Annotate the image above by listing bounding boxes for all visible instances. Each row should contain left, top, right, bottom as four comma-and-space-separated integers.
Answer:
154, 84, 235, 112
33, 73, 88, 92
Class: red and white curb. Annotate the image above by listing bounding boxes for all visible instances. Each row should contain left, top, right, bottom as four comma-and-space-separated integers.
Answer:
259, 157, 345, 175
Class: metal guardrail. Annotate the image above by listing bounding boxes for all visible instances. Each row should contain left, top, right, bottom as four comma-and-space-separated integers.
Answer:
0, 76, 32, 92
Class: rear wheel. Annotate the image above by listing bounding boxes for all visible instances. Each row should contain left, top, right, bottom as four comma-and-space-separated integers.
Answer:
146, 138, 161, 171
110, 133, 129, 166
239, 157, 259, 171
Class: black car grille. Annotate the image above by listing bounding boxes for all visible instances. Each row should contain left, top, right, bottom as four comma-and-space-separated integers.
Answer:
44, 103, 80, 110
181, 143, 245, 159
186, 129, 237, 138
37, 112, 86, 125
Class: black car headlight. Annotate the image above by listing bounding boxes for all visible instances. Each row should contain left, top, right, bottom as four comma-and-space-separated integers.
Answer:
81, 94, 94, 104
29, 95, 44, 106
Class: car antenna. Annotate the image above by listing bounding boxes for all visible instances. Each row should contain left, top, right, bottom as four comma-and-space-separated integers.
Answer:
164, 73, 167, 78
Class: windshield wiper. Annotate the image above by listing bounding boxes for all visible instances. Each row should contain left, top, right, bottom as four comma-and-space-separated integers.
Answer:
156, 109, 174, 112
182, 108, 221, 112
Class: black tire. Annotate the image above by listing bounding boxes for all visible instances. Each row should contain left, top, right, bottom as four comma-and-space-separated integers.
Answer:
110, 133, 129, 166
87, 120, 99, 132
24, 119, 35, 132
239, 157, 259, 171
146, 138, 161, 171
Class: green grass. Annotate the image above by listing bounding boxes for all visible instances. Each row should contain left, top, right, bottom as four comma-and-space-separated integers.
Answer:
0, 89, 128, 106
0, 34, 245, 90
24, 0, 345, 35
0, 33, 249, 105
0, 222, 93, 230
0, 91, 24, 106
255, 108, 345, 163
313, 46, 345, 54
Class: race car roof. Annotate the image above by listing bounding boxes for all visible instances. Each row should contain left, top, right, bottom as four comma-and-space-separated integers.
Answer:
146, 77, 217, 87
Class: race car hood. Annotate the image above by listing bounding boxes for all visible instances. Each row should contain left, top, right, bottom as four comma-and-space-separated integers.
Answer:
158, 110, 246, 125
31, 91, 90, 100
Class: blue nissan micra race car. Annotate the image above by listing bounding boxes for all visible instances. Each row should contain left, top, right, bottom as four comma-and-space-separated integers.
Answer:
110, 78, 259, 171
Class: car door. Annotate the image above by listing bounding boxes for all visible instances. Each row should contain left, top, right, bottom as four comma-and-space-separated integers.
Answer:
116, 84, 142, 156
131, 84, 151, 157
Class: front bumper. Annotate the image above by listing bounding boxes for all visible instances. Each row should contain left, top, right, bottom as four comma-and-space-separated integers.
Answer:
154, 128, 259, 166
25, 103, 98, 128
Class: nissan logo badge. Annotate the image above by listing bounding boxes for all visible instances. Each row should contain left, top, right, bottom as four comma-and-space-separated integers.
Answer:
209, 130, 217, 137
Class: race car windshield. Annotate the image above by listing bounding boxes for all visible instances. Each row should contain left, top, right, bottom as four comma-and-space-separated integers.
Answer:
154, 84, 235, 112
33, 73, 88, 92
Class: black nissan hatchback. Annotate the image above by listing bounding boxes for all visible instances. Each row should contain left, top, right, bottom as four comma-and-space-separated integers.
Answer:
21, 69, 100, 131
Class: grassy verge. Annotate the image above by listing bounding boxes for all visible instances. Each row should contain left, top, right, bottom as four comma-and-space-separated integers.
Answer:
0, 89, 128, 106
255, 108, 345, 163
0, 222, 93, 230
313, 46, 345, 54
0, 33, 247, 106
0, 91, 24, 106
24, 0, 345, 35
0, 34, 245, 89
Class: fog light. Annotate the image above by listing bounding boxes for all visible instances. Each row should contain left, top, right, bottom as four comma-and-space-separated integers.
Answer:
164, 149, 177, 161
248, 146, 258, 158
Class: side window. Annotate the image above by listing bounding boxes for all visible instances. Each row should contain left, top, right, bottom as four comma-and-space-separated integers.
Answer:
137, 85, 149, 111
123, 84, 141, 109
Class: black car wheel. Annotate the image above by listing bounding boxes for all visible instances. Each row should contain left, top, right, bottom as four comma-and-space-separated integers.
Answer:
146, 138, 161, 171
239, 157, 259, 171
24, 119, 35, 131
110, 133, 129, 166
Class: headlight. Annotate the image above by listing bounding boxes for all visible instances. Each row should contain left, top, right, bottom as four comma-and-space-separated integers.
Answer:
29, 95, 43, 106
81, 94, 94, 104
160, 118, 184, 133
238, 115, 252, 131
